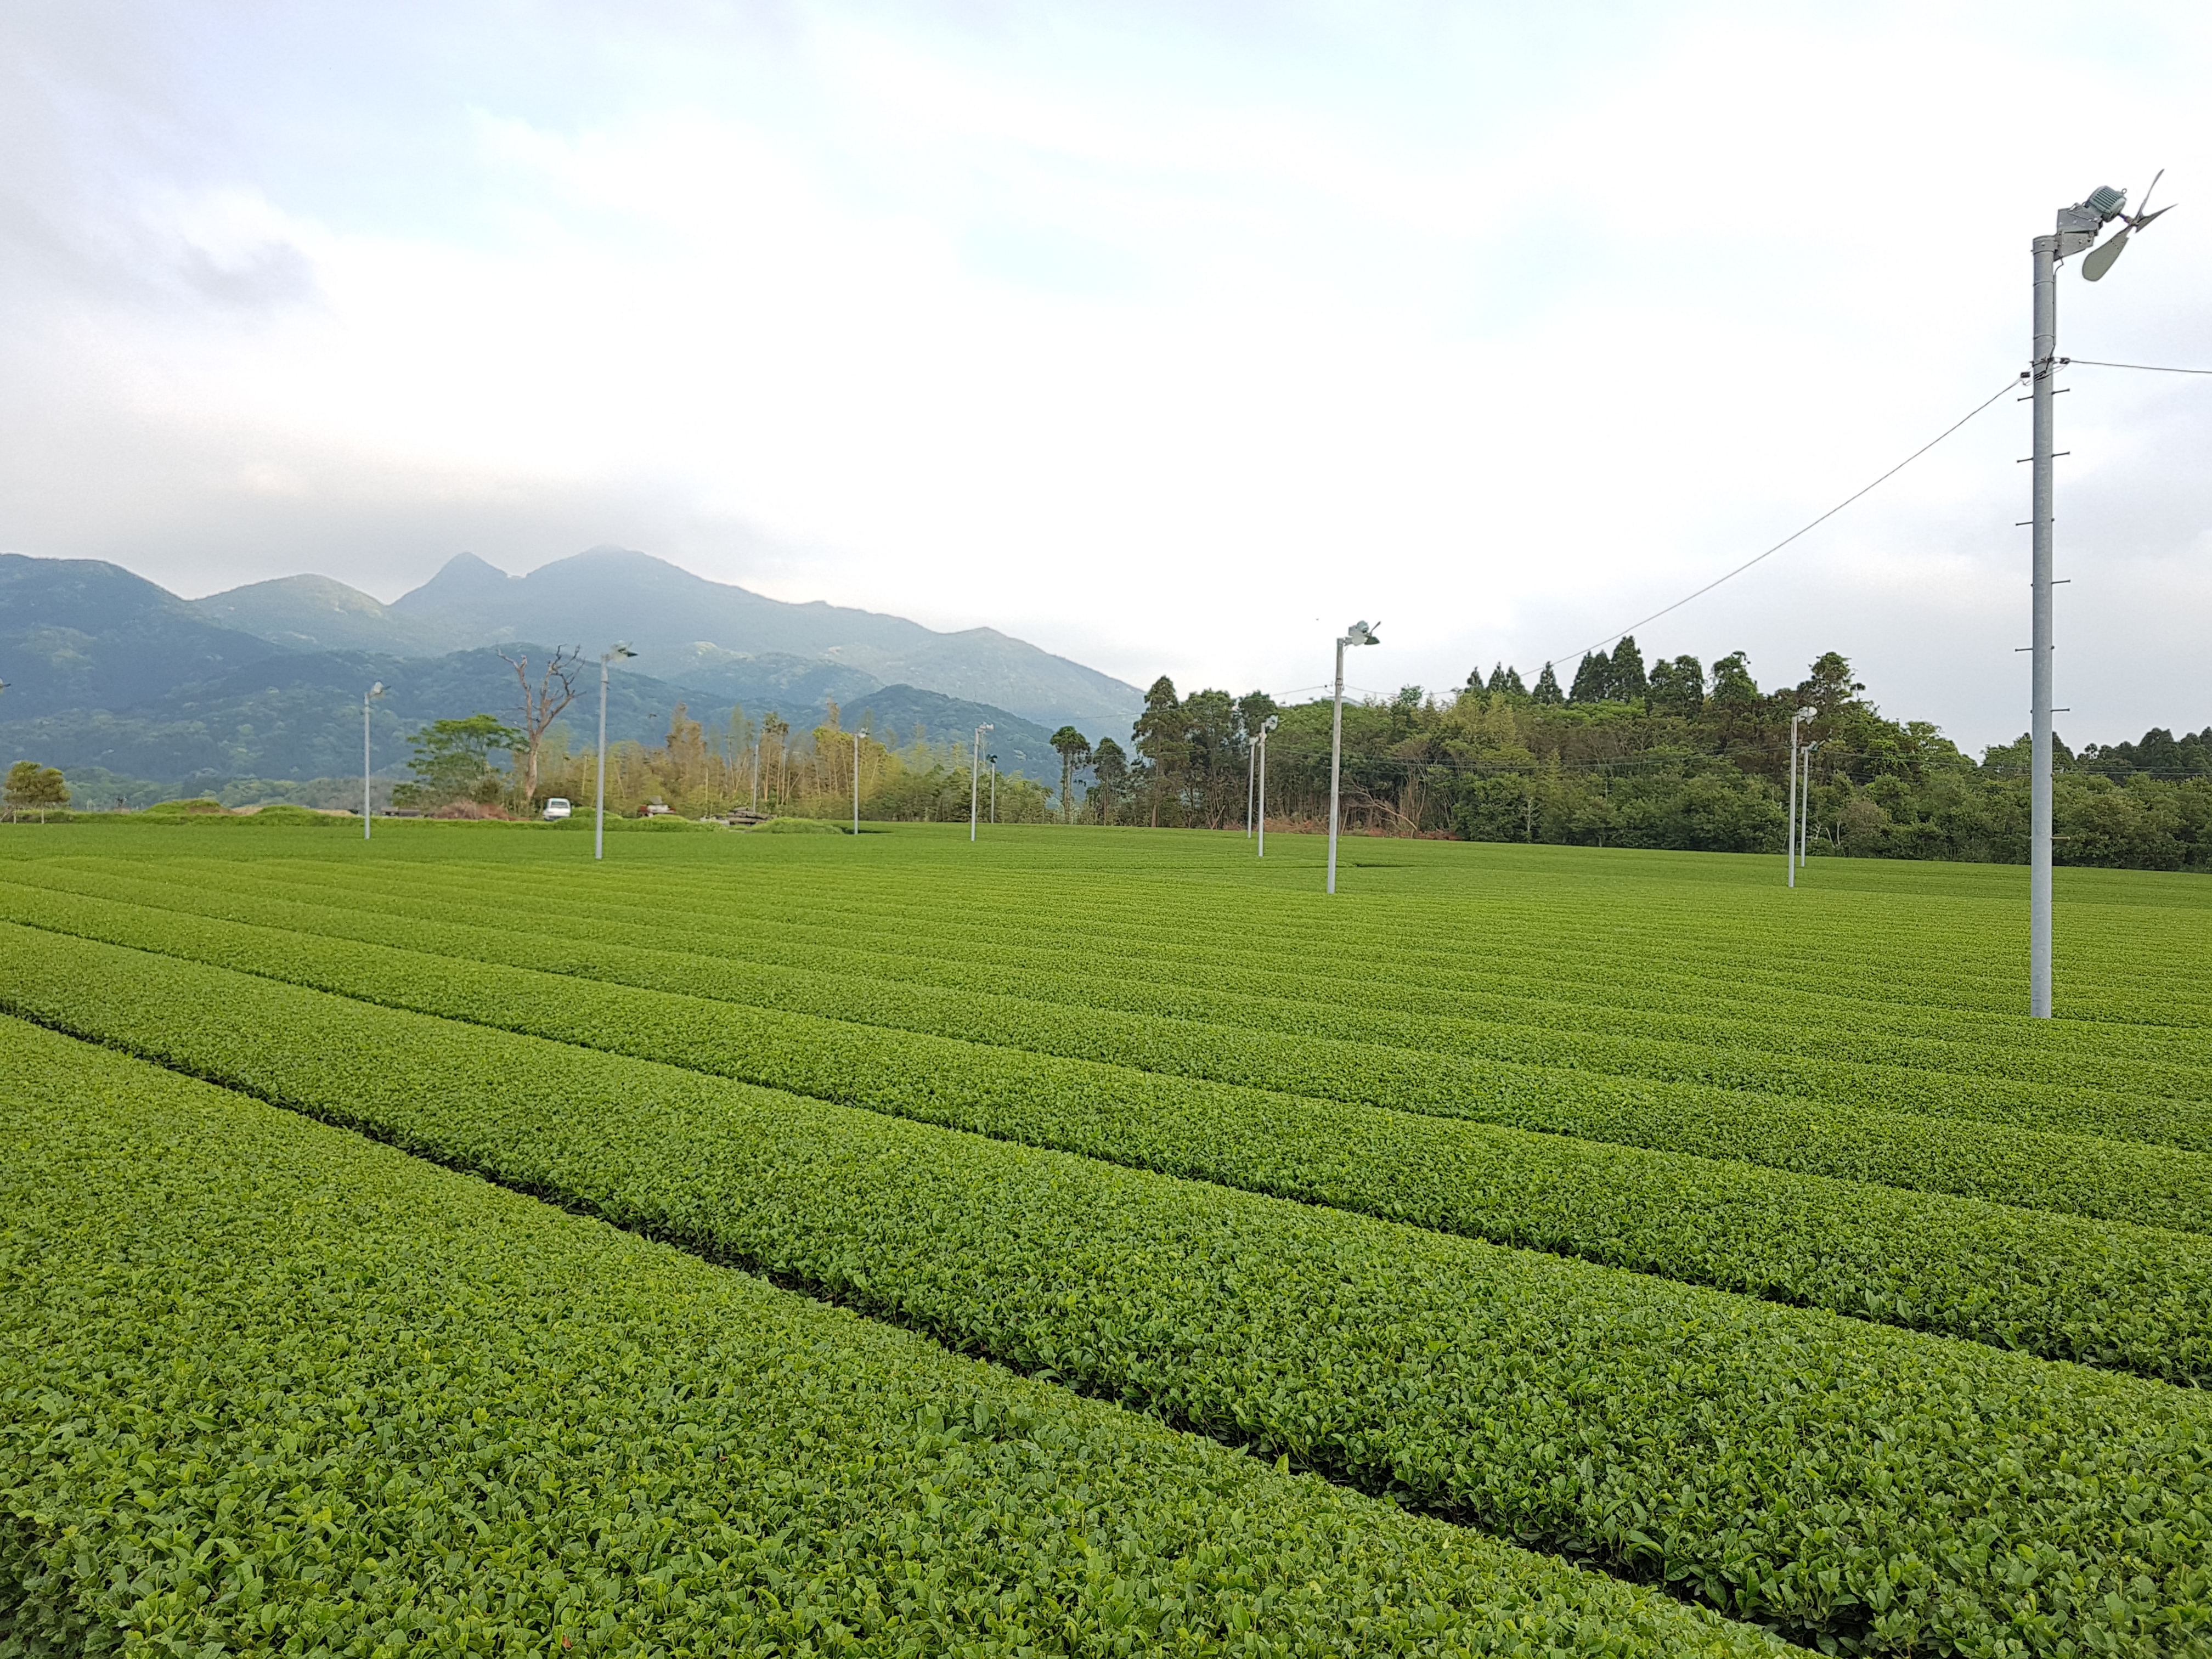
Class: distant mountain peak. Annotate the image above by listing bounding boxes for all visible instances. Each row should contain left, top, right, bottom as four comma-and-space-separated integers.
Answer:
390, 552, 518, 614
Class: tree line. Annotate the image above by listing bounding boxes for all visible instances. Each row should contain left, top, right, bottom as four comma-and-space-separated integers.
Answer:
12, 629, 2206, 870
390, 699, 1058, 825
1039, 637, 2211, 872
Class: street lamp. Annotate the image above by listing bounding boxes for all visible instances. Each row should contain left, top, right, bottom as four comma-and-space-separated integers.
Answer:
1786, 706, 1815, 888
1327, 621, 1380, 895
987, 752, 998, 823
1255, 714, 1278, 858
595, 642, 636, 861
850, 729, 863, 837
362, 681, 386, 840
970, 724, 993, 842
2024, 177, 2168, 1018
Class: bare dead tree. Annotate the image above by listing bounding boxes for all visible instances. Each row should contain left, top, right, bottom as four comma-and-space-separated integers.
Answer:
498, 645, 585, 806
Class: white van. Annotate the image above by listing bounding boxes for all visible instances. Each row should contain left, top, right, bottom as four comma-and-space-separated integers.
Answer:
543, 797, 573, 820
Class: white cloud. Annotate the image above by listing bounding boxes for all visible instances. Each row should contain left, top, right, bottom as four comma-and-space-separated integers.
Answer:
0, 0, 2207, 748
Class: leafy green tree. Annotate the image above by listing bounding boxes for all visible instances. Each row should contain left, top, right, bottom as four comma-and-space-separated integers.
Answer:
1647, 655, 1705, 716
1049, 726, 1091, 824
1798, 651, 1865, 710
1485, 663, 1528, 697
1568, 651, 1610, 703
1710, 651, 1760, 704
1131, 676, 1186, 827
4, 761, 69, 816
1179, 689, 1242, 827
1609, 636, 1648, 702
1235, 690, 1279, 742
1531, 663, 1565, 705
394, 714, 522, 810
1088, 737, 1129, 824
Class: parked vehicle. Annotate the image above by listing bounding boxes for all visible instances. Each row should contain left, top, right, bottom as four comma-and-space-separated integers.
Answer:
542, 798, 573, 821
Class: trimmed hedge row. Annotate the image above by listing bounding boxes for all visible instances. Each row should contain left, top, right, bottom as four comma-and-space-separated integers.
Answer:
272, 849, 2212, 1032
0, 1018, 1771, 1657
4, 925, 2209, 1656
12, 862, 2203, 1152
106, 855, 2212, 1101
7, 887, 2211, 1256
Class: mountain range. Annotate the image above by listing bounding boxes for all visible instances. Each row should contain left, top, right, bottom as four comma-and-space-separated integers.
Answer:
0, 549, 1143, 802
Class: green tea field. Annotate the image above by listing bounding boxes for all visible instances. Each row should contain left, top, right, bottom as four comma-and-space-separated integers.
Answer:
4, 820, 2209, 1656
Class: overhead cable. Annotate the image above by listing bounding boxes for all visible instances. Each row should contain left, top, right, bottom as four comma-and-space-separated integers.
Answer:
2062, 358, 2212, 375
1540, 377, 2022, 672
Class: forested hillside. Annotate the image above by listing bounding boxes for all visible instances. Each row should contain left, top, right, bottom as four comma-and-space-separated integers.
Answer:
1086, 639, 2212, 871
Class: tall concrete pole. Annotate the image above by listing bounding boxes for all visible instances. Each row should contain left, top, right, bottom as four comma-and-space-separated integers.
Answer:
1786, 710, 1801, 889
2029, 233, 2058, 1018
1327, 635, 1346, 895
595, 656, 610, 862
1255, 721, 1274, 857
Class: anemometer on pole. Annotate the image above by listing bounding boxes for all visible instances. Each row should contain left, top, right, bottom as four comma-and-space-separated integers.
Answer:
2024, 175, 2169, 1018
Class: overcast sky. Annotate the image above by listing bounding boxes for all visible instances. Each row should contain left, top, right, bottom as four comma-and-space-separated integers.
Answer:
4, 1, 2208, 751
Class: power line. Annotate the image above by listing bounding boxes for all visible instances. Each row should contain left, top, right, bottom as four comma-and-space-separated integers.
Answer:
2062, 357, 2212, 375
1541, 377, 2022, 672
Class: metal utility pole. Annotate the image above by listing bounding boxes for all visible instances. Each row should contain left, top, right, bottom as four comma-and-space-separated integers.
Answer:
595, 642, 635, 861
2029, 224, 2062, 1016
1255, 714, 1278, 857
1327, 622, 1379, 895
363, 681, 385, 839
2024, 179, 2164, 1015
988, 753, 998, 823
851, 730, 862, 837
970, 723, 992, 842
1785, 706, 1814, 887
1798, 740, 1820, 875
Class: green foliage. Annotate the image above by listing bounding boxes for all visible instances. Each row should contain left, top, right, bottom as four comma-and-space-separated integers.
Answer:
3, 921, 2209, 1656
0, 1017, 1770, 1657
1227, 647, 2212, 869
2, 760, 68, 811
9, 827, 2212, 1654
392, 712, 521, 810
8, 866, 2212, 1388
1049, 725, 1091, 823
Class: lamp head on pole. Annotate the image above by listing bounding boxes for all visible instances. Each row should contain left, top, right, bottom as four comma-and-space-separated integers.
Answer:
1796, 706, 1816, 721
1262, 714, 1279, 733
368, 681, 386, 702
605, 641, 636, 663
1340, 619, 1380, 648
